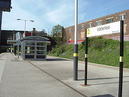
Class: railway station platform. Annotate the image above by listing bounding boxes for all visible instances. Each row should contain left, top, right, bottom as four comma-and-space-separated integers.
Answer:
0, 53, 129, 97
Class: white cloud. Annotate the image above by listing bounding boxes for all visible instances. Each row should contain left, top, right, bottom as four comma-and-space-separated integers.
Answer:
2, 0, 43, 31
2, 0, 88, 32
46, 3, 73, 24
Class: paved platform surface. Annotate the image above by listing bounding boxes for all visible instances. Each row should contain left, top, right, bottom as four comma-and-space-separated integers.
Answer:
0, 53, 129, 97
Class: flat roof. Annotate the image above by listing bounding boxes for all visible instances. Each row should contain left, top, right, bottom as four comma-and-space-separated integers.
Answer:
20, 36, 49, 42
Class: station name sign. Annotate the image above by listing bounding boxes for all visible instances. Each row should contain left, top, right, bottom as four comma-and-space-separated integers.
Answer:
87, 21, 120, 37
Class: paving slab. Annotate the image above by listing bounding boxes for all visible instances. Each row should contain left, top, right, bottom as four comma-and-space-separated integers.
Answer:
0, 53, 129, 97
0, 53, 85, 97
31, 56, 129, 97
0, 53, 8, 83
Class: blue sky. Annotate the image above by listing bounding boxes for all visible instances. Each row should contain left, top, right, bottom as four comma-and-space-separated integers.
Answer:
2, 0, 129, 33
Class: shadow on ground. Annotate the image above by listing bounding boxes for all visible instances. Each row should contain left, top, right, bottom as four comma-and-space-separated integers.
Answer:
77, 76, 129, 85
92, 94, 115, 97
24, 58, 69, 61
46, 58, 69, 61
78, 76, 129, 81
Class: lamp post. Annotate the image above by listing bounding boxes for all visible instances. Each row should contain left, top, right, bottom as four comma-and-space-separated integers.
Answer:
17, 19, 34, 37
73, 0, 78, 80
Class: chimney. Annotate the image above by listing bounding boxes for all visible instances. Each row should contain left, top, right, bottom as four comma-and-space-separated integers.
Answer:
32, 28, 36, 36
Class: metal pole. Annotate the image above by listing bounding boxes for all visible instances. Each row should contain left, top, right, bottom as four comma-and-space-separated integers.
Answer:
17, 19, 34, 37
18, 44, 19, 58
73, 0, 78, 80
118, 19, 124, 97
0, 11, 2, 44
84, 29, 88, 85
24, 20, 27, 37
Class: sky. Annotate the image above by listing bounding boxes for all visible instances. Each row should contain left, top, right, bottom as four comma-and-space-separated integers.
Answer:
2, 0, 129, 34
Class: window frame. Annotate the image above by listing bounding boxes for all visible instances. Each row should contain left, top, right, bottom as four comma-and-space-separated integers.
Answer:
105, 17, 114, 24
96, 20, 102, 26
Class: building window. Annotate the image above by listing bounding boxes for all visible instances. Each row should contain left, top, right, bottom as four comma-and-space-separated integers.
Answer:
69, 28, 73, 33
89, 22, 92, 28
119, 14, 126, 20
96, 20, 102, 26
79, 24, 85, 30
81, 24, 85, 29
78, 25, 82, 31
105, 18, 113, 23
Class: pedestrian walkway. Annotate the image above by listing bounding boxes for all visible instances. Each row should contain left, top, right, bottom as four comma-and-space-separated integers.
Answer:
31, 56, 129, 97
0, 53, 85, 97
0, 53, 129, 97
0, 53, 7, 82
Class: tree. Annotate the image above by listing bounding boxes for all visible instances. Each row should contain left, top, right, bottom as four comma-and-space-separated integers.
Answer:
52, 24, 63, 37
51, 24, 66, 44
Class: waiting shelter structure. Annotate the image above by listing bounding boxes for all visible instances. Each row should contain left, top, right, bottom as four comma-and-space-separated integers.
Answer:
14, 36, 49, 60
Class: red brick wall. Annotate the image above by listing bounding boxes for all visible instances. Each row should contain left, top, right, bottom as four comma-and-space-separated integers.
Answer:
64, 9, 129, 43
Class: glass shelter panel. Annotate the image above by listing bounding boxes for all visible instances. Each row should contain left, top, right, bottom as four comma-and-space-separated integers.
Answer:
18, 36, 48, 60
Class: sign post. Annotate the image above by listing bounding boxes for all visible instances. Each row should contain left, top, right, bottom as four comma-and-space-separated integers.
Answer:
85, 21, 124, 94
118, 19, 124, 97
73, 0, 78, 80
84, 29, 88, 85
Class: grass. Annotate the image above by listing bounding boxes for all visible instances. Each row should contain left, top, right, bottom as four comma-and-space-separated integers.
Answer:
49, 37, 129, 68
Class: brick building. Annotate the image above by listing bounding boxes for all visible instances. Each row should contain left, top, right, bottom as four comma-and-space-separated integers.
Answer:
0, 29, 55, 53
65, 9, 129, 43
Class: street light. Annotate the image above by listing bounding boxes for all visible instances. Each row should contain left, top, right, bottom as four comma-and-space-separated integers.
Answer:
17, 19, 34, 37
73, 0, 78, 80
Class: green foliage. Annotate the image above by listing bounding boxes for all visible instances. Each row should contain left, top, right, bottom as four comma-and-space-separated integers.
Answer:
51, 24, 64, 37
49, 37, 129, 68
49, 44, 73, 59
52, 37, 63, 45
51, 24, 66, 44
